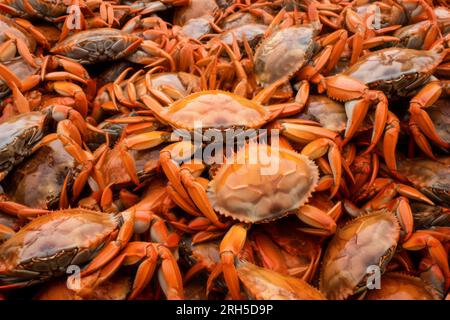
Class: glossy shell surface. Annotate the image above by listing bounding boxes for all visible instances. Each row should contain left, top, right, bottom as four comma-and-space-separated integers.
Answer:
159, 90, 270, 130
396, 157, 450, 206
320, 212, 400, 299
208, 145, 319, 223
0, 210, 118, 279
51, 28, 140, 64
236, 260, 326, 300
365, 273, 438, 300
254, 26, 316, 85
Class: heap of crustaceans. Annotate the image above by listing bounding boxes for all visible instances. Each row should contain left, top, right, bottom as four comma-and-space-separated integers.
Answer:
0, 0, 449, 300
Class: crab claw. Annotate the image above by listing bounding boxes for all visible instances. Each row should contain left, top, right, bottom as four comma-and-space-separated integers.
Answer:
13, 18, 50, 50
363, 181, 434, 212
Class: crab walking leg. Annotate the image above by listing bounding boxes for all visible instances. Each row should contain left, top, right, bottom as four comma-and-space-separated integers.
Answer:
158, 142, 202, 212
220, 40, 249, 96
57, 134, 95, 199
119, 131, 172, 185
0, 63, 30, 112
2, 30, 37, 67
180, 170, 228, 229
301, 138, 342, 197
77, 242, 183, 300
81, 209, 135, 276
0, 201, 49, 218
207, 224, 247, 300
403, 231, 450, 290
166, 183, 201, 217
296, 202, 341, 236
409, 82, 450, 149
0, 224, 15, 242
409, 118, 436, 160
47, 81, 89, 117
363, 182, 434, 211
383, 112, 401, 171
323, 75, 388, 150
265, 81, 311, 118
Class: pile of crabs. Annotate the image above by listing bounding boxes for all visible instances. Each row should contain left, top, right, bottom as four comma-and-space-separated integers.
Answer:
0, 0, 449, 300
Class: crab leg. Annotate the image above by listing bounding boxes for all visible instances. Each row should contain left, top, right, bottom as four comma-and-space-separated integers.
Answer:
166, 184, 201, 217
383, 112, 400, 171
389, 196, 415, 241
58, 134, 94, 199
275, 120, 339, 144
0, 201, 49, 218
251, 232, 289, 275
409, 82, 450, 149
180, 170, 228, 229
47, 82, 89, 117
81, 209, 135, 276
78, 242, 183, 300
3, 30, 37, 67
324, 75, 388, 150
158, 142, 200, 211
0, 224, 15, 242
208, 224, 247, 300
301, 138, 342, 197
297, 202, 341, 236
265, 81, 310, 118
220, 40, 249, 96
403, 231, 450, 289
0, 63, 30, 113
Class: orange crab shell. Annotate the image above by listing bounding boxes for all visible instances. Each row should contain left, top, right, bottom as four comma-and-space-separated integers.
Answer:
0, 209, 119, 277
236, 260, 326, 300
207, 144, 319, 223
365, 272, 440, 300
153, 90, 271, 131
320, 211, 401, 300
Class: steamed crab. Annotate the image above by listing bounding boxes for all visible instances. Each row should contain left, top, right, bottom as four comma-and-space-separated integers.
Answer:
130, 81, 344, 222
0, 138, 93, 211
169, 142, 342, 299
0, 106, 88, 182
51, 28, 143, 65
320, 43, 449, 170
0, 196, 183, 299
320, 208, 450, 299
394, 157, 450, 207
252, 5, 348, 88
